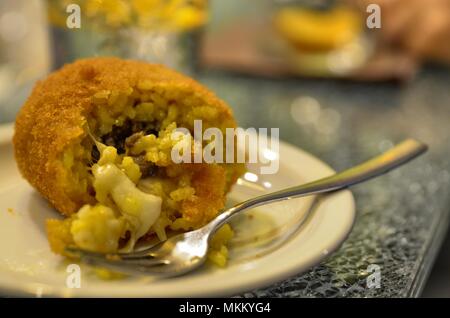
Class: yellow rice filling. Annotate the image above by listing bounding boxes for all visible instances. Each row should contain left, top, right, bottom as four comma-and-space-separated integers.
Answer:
48, 83, 243, 267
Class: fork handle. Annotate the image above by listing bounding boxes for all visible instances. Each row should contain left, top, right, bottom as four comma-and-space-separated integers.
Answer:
205, 139, 428, 235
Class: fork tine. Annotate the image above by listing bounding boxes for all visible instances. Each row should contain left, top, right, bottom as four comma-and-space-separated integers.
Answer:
66, 246, 158, 259
82, 253, 170, 267
66, 248, 174, 276
118, 249, 160, 259
65, 247, 169, 266
82, 256, 170, 276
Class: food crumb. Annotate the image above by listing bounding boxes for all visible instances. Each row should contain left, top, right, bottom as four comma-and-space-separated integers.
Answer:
7, 208, 14, 215
94, 267, 126, 280
106, 254, 121, 261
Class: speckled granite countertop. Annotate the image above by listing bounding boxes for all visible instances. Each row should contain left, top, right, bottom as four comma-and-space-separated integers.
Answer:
199, 67, 450, 297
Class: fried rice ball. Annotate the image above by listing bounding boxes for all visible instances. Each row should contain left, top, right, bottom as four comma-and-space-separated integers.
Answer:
13, 57, 244, 262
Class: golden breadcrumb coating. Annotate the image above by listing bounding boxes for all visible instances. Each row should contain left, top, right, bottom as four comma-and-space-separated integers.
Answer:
14, 57, 239, 217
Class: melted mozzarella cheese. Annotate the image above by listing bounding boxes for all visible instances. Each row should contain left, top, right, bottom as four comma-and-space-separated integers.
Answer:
71, 204, 124, 253
70, 142, 162, 253
92, 163, 162, 247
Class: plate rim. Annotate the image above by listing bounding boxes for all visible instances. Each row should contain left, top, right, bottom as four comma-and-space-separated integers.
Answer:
0, 122, 355, 297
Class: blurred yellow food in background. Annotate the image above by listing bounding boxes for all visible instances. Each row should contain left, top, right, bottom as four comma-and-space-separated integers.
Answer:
48, 0, 208, 32
274, 6, 363, 52
86, 0, 132, 27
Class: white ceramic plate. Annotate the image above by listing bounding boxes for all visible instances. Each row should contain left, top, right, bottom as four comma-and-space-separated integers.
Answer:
0, 123, 355, 297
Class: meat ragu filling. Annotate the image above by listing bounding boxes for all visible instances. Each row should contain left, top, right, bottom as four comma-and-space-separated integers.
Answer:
100, 120, 158, 157
47, 84, 243, 266
91, 120, 158, 178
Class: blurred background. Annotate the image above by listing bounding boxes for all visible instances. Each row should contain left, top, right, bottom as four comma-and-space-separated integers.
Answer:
2, 0, 450, 119
0, 0, 449, 297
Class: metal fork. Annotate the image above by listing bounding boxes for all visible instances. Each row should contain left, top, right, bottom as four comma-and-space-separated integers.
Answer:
66, 139, 427, 277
